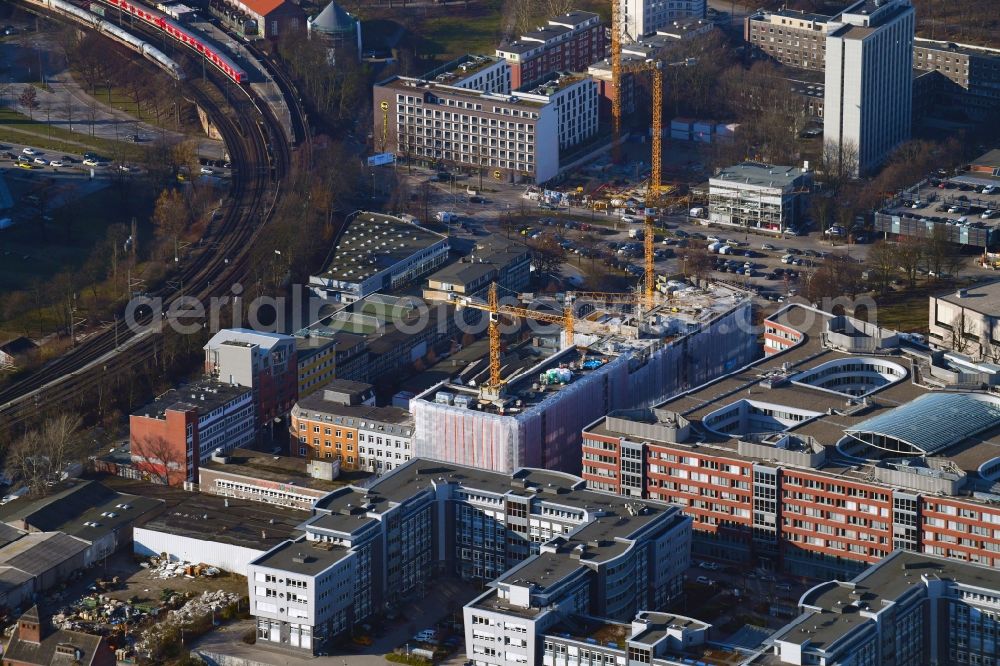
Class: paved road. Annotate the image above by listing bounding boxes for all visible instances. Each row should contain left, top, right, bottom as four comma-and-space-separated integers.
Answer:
0, 27, 224, 159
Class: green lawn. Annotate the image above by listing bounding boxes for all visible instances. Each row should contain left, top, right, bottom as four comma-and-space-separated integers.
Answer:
0, 185, 154, 293
0, 108, 150, 161
873, 288, 931, 332
418, 11, 505, 58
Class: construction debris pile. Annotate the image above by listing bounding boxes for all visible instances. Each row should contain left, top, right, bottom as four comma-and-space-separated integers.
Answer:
167, 590, 242, 625
142, 556, 221, 579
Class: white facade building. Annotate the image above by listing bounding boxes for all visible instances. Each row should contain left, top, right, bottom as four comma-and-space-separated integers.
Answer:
422, 55, 512, 94
372, 74, 598, 184
623, 0, 706, 39
824, 0, 915, 175
246, 459, 691, 657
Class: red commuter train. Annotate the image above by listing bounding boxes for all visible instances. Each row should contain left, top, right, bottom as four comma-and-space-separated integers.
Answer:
101, 0, 247, 84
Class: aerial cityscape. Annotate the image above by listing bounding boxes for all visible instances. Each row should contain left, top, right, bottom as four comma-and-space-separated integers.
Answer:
0, 0, 999, 664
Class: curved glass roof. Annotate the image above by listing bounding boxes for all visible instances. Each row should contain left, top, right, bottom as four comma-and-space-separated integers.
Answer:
845, 392, 1000, 455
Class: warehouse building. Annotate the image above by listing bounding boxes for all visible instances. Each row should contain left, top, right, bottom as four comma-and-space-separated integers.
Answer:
584, 303, 1000, 579
758, 551, 1000, 666
133, 489, 307, 575
308, 212, 449, 303
0, 480, 161, 565
707, 162, 813, 233
424, 236, 532, 302
496, 10, 606, 89
412, 282, 756, 476
247, 458, 691, 656
372, 71, 599, 184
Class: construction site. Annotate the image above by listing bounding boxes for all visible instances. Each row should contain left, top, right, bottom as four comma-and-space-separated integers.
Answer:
411, 280, 757, 475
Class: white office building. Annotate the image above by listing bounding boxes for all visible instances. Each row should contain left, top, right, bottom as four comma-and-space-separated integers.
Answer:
623, 0, 706, 39
246, 459, 691, 657
824, 0, 915, 175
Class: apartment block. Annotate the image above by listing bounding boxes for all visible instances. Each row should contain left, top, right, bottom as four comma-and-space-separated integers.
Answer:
290, 383, 413, 473
204, 329, 298, 428
247, 458, 691, 657
825, 0, 915, 175
622, 0, 707, 40
130, 380, 255, 485
757, 551, 1000, 666
583, 304, 1000, 580
496, 10, 606, 89
308, 213, 449, 303
420, 55, 511, 94
372, 72, 598, 184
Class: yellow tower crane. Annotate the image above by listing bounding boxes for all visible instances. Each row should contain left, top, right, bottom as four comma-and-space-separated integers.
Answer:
456, 283, 575, 395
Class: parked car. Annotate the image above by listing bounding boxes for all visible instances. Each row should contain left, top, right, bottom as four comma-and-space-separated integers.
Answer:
695, 576, 715, 585
761, 243, 777, 251
21, 147, 37, 156
83, 159, 100, 167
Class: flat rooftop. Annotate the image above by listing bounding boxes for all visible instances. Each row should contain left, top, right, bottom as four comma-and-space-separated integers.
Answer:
780, 551, 1000, 651
774, 8, 831, 23
418, 344, 616, 415
117, 482, 308, 552
592, 303, 1000, 501
200, 448, 343, 492
421, 55, 504, 85
549, 10, 599, 27
132, 380, 250, 419
251, 535, 351, 574
379, 76, 547, 108
933, 280, 1000, 313
317, 213, 446, 285
711, 162, 810, 190
518, 71, 589, 97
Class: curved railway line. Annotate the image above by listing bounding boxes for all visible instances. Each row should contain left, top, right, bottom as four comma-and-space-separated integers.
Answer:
0, 6, 298, 434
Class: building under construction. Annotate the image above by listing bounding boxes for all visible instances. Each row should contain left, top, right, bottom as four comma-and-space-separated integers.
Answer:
411, 281, 756, 475
707, 162, 813, 234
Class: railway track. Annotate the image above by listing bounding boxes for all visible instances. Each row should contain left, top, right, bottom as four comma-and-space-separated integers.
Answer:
0, 9, 296, 436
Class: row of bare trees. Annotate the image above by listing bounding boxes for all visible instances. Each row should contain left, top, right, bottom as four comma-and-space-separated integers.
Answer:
4, 414, 85, 497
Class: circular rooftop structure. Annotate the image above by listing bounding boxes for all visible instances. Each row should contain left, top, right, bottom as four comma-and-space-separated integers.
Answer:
844, 392, 1000, 456
790, 357, 907, 397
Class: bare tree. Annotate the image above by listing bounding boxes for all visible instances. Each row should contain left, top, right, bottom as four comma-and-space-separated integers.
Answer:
896, 236, 924, 287
18, 85, 39, 119
947, 309, 974, 355
867, 240, 898, 294
5, 413, 84, 496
